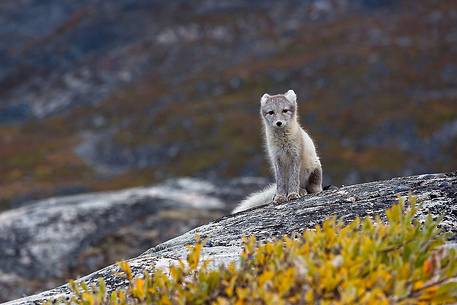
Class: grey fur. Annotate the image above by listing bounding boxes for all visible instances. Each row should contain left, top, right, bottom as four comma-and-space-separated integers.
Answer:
232, 90, 322, 213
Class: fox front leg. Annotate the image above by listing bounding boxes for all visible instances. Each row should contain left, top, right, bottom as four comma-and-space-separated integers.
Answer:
287, 155, 301, 201
273, 158, 287, 204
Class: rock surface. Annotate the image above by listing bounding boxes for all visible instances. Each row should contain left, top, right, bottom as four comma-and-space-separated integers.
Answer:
4, 172, 456, 305
0, 177, 268, 302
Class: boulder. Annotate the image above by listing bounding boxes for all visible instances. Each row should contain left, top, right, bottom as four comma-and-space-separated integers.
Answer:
4, 172, 456, 305
0, 177, 268, 302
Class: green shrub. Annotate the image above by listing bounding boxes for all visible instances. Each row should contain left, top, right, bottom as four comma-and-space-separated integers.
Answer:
62, 197, 457, 305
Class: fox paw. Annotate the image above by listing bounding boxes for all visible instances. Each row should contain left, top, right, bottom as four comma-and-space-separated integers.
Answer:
287, 192, 300, 201
273, 194, 287, 205
299, 188, 308, 197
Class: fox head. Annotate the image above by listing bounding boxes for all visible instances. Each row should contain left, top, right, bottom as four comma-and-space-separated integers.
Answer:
260, 89, 297, 129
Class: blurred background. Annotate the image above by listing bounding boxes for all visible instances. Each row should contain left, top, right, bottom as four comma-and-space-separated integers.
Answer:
0, 0, 456, 301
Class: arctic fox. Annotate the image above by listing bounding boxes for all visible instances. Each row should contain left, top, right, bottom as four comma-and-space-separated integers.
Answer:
232, 90, 322, 214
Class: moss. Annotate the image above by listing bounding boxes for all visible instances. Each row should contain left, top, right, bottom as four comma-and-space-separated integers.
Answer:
62, 197, 457, 305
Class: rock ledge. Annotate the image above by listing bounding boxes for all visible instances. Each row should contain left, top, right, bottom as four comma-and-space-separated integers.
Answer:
4, 172, 457, 305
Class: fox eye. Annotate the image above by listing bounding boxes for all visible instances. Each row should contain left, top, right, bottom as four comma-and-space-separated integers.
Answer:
267, 111, 274, 115
283, 109, 289, 113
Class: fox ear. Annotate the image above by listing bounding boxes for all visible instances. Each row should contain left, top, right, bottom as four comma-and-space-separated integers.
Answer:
260, 93, 270, 104
284, 90, 296, 103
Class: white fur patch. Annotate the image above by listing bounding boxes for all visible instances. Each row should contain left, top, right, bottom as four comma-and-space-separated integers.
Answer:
284, 90, 296, 102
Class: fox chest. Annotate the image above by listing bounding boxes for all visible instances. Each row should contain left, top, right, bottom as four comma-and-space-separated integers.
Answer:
269, 138, 301, 160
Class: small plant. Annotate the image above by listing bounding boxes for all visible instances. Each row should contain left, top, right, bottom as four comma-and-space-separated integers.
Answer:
62, 197, 457, 305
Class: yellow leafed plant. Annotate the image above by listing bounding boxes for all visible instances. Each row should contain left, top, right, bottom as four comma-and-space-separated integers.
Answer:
58, 196, 456, 305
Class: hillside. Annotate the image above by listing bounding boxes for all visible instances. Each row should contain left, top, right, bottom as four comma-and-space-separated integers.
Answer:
2, 171, 456, 304
1, 0, 456, 207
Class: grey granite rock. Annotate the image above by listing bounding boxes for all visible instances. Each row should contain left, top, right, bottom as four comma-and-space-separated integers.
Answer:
0, 177, 268, 302
4, 172, 456, 305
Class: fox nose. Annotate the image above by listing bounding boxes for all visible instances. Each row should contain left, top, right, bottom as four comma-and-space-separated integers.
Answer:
276, 121, 282, 127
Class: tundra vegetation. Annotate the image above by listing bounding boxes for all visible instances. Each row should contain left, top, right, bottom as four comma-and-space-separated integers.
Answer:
60, 197, 457, 305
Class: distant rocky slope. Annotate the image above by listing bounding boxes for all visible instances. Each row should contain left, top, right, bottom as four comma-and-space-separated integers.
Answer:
0, 177, 268, 302
3, 172, 456, 305
1, 0, 456, 205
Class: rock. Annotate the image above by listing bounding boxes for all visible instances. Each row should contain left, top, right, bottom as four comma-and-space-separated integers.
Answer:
4, 172, 456, 305
0, 177, 268, 302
